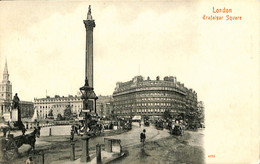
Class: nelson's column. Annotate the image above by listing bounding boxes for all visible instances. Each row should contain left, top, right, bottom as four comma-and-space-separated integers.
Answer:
84, 6, 95, 89
80, 5, 97, 114
80, 5, 98, 162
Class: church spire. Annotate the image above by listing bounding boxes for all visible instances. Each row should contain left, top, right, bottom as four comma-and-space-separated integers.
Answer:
3, 58, 8, 75
2, 58, 10, 83
0, 58, 12, 103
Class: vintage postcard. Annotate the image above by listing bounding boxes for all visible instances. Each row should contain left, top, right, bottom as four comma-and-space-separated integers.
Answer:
0, 1, 259, 164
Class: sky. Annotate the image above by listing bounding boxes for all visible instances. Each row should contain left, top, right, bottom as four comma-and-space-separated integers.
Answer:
0, 1, 259, 163
0, 1, 203, 101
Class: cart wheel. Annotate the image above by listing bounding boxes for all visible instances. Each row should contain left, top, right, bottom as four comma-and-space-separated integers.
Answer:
4, 141, 18, 161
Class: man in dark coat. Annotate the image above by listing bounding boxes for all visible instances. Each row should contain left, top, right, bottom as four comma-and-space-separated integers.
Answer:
140, 129, 146, 146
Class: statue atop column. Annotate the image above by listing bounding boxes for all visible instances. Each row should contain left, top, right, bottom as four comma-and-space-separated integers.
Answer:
87, 5, 92, 20
88, 5, 91, 15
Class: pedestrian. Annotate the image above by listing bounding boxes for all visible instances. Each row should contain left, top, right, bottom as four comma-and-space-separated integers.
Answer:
3, 127, 7, 137
74, 125, 79, 135
139, 121, 141, 128
71, 124, 75, 132
102, 124, 105, 133
26, 156, 34, 164
70, 129, 74, 141
140, 129, 146, 147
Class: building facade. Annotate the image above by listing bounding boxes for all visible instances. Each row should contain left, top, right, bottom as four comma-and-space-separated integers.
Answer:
0, 61, 34, 119
34, 95, 83, 119
34, 94, 113, 119
96, 95, 113, 117
20, 101, 34, 119
112, 76, 198, 119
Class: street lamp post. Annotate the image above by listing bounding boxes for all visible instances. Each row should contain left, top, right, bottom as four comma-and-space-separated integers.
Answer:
79, 78, 97, 162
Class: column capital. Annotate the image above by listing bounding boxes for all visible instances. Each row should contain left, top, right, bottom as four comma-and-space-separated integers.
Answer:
84, 20, 95, 31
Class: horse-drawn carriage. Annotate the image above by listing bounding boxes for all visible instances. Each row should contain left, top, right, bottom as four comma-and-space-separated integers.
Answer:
1, 134, 19, 161
0, 127, 41, 162
170, 124, 183, 136
78, 119, 103, 137
144, 119, 150, 127
142, 116, 150, 127
103, 121, 113, 130
121, 119, 132, 130
155, 120, 164, 130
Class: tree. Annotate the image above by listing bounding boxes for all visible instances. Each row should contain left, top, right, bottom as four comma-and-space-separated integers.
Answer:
56, 113, 63, 121
163, 109, 172, 121
64, 105, 73, 120
186, 106, 200, 130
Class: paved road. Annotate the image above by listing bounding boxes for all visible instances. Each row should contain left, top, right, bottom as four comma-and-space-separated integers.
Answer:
104, 122, 170, 147
1, 122, 169, 145
113, 127, 204, 164
9, 122, 204, 164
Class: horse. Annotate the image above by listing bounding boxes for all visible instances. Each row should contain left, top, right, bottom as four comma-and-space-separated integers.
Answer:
14, 127, 41, 153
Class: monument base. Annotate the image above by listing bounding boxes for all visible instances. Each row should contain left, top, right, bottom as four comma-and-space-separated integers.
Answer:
11, 109, 18, 122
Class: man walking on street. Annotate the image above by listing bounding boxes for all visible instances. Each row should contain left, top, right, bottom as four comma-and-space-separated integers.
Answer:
140, 129, 146, 147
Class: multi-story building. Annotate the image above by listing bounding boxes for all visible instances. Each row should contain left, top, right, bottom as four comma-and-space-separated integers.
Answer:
34, 95, 83, 119
112, 75, 198, 119
105, 101, 114, 118
34, 94, 113, 119
0, 61, 34, 119
96, 95, 112, 117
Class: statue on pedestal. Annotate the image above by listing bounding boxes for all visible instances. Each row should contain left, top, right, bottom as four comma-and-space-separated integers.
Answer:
11, 93, 24, 131
12, 93, 20, 109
